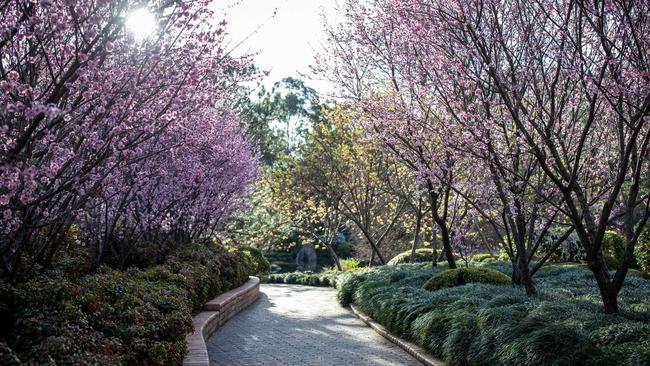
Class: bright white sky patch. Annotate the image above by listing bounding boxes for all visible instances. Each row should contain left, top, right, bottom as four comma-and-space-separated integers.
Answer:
214, 0, 340, 94
126, 8, 157, 39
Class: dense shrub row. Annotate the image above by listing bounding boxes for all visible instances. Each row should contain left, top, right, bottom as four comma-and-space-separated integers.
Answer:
267, 271, 342, 287
269, 262, 650, 366
0, 242, 269, 365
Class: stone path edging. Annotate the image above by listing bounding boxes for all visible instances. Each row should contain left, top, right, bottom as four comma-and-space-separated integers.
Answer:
349, 304, 447, 366
183, 276, 260, 366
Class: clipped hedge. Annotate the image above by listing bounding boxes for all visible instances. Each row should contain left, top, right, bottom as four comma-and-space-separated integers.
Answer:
388, 248, 434, 265
267, 271, 342, 287
422, 267, 512, 291
0, 242, 265, 365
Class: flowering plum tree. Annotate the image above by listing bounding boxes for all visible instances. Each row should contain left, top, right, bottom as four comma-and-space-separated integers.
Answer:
322, 0, 649, 307
0, 0, 257, 278
318, 1, 468, 268
387, 0, 650, 312
80, 111, 256, 269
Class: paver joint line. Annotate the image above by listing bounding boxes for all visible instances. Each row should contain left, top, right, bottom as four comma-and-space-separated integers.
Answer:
207, 283, 427, 366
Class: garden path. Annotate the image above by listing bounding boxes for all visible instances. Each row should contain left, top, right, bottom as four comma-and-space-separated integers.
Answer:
207, 284, 422, 365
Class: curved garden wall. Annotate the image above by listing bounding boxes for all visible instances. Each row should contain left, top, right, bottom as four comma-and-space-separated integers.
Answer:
183, 276, 260, 366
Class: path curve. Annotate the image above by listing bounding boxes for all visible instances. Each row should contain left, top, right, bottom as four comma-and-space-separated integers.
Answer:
206, 284, 422, 366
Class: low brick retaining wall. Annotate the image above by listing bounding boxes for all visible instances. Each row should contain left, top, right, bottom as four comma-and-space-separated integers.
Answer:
183, 276, 260, 366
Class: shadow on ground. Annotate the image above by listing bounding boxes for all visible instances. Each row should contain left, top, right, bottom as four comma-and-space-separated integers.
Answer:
206, 284, 422, 366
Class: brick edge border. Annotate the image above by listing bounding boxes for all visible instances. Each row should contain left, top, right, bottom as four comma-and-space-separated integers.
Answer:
349, 304, 447, 366
183, 276, 260, 366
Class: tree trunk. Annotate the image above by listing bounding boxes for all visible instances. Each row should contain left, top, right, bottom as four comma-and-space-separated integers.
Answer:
409, 214, 423, 263
510, 238, 536, 295
426, 183, 456, 269
515, 260, 536, 295
600, 287, 620, 314
325, 242, 342, 271
587, 256, 620, 314
439, 226, 457, 269
362, 231, 385, 265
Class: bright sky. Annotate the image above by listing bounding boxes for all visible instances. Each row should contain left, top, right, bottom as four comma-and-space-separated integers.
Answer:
213, 0, 339, 94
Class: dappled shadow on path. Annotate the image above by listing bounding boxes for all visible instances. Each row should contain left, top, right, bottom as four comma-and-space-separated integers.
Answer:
206, 284, 421, 366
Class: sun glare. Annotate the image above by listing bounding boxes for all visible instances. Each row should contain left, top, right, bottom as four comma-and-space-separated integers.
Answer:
126, 8, 156, 39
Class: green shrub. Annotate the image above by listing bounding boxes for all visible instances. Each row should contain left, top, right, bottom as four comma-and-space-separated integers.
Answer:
634, 224, 650, 274
469, 253, 497, 263
266, 271, 342, 287
496, 249, 510, 261
604, 255, 620, 271
635, 224, 650, 273
239, 246, 271, 277
334, 241, 354, 258
388, 248, 434, 265
602, 230, 638, 269
422, 267, 512, 291
0, 241, 257, 365
339, 258, 362, 271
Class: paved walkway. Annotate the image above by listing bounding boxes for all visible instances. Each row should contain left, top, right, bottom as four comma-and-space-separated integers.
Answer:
206, 284, 422, 366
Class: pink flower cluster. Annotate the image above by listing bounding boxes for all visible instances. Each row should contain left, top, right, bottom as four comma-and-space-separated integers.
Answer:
0, 1, 258, 273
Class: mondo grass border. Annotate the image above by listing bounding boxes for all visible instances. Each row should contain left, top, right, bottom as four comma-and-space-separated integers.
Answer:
349, 304, 446, 366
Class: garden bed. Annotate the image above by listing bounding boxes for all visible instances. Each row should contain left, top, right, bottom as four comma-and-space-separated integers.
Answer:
0, 243, 269, 365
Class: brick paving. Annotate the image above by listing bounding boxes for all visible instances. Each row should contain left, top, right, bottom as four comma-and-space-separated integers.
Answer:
206, 284, 423, 366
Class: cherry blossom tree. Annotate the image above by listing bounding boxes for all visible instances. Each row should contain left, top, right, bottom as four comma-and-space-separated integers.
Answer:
321, 0, 649, 305
388, 0, 650, 312
0, 0, 257, 279
317, 0, 467, 268
80, 111, 256, 269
